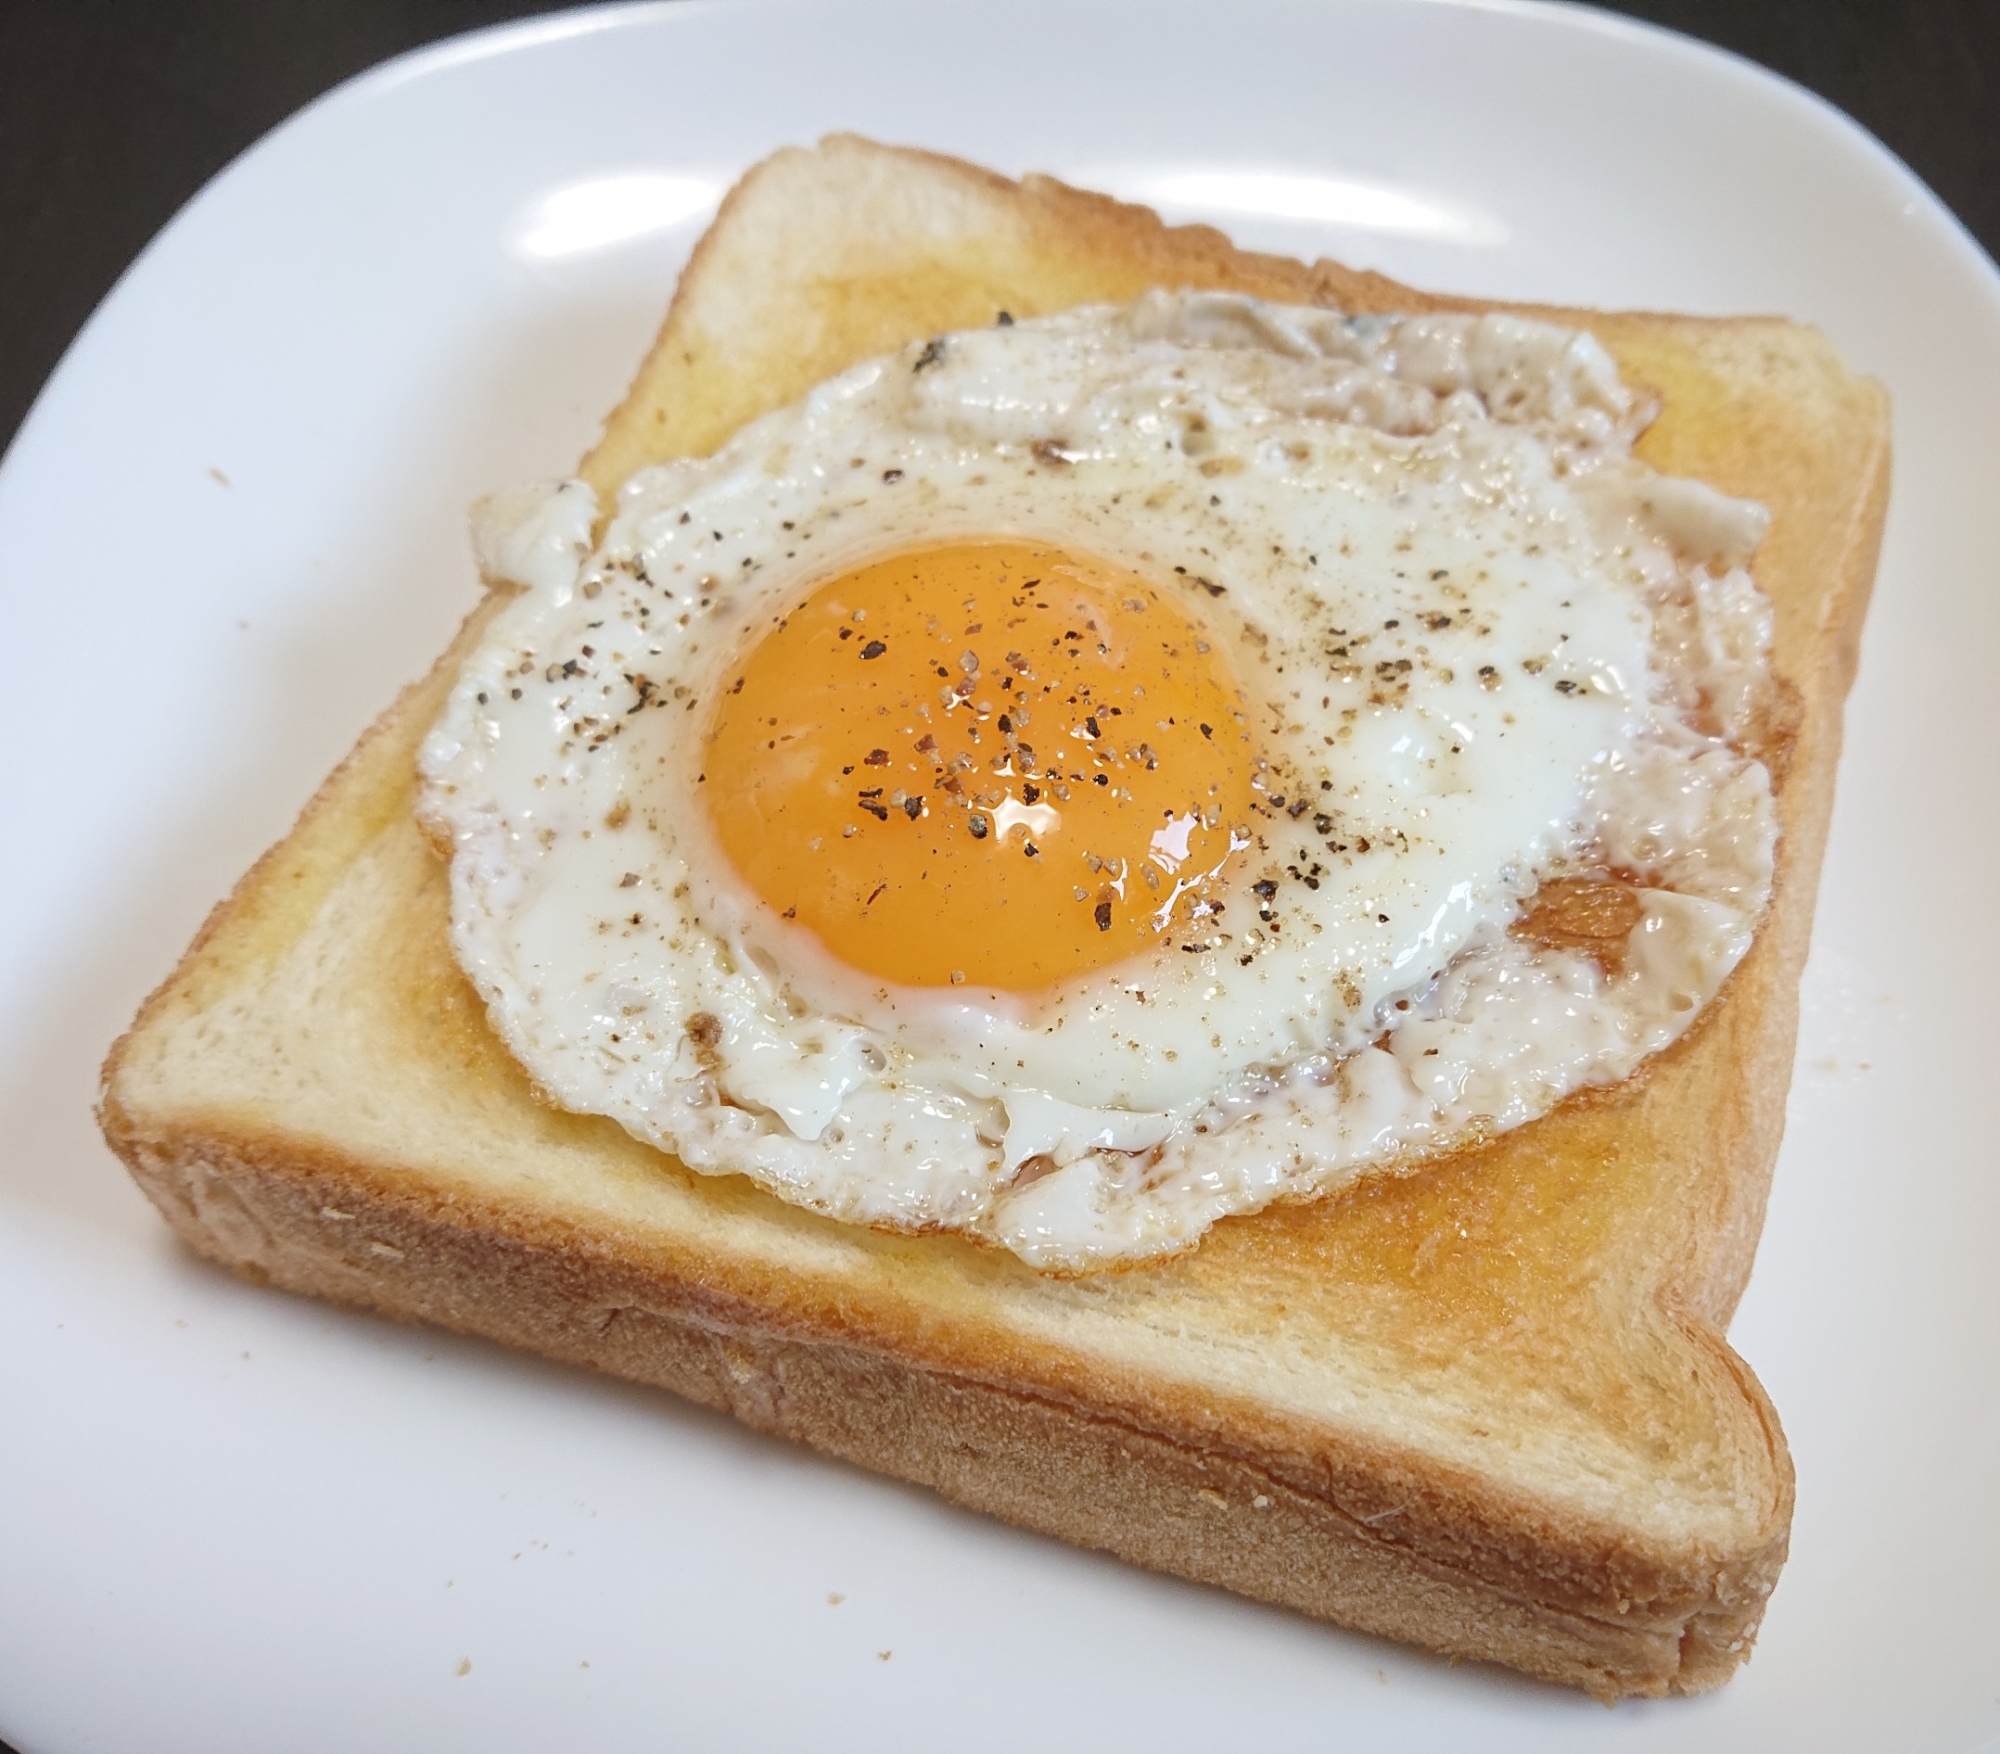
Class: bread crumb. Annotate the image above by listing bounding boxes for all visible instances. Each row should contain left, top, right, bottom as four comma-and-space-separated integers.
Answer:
456, 1659, 471, 1677
208, 466, 231, 487
1197, 1488, 1228, 1509
877, 1650, 892, 1662
1251, 1494, 1271, 1509
827, 1592, 845, 1605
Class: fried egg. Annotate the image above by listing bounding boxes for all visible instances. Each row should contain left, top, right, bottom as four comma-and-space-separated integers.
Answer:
418, 292, 1777, 1271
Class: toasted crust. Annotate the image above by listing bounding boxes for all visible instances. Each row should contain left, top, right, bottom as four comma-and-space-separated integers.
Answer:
99, 136, 1888, 1699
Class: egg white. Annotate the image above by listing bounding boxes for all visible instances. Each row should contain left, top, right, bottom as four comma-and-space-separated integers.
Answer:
419, 293, 1776, 1270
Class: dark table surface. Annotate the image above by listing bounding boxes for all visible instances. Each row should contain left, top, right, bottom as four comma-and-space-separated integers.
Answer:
0, 5, 1991, 1752
2, 0, 1997, 465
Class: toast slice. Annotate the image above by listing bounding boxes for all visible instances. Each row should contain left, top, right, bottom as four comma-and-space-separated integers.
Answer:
99, 135, 1888, 1699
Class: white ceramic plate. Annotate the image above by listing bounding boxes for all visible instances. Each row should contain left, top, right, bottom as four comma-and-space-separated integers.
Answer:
3, 3, 1996, 1748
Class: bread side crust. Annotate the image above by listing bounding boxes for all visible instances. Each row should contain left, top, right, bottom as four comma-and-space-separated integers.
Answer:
112, 1125, 1768, 1697
100, 137, 1889, 1699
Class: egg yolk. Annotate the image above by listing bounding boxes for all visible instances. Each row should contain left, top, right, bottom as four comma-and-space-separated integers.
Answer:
700, 540, 1256, 992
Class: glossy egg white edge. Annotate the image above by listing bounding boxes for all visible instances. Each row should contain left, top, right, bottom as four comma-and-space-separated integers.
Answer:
417, 291, 1777, 1270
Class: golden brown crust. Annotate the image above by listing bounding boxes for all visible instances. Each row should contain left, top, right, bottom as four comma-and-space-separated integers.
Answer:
98, 136, 1889, 1699
105, 1122, 1761, 1698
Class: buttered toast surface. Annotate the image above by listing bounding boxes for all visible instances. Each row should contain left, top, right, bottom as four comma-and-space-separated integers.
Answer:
100, 136, 1888, 1699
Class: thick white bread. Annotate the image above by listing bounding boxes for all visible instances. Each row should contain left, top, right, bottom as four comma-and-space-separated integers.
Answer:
100, 136, 1888, 1699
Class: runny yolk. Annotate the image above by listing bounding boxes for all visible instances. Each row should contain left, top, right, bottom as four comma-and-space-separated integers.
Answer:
700, 540, 1257, 992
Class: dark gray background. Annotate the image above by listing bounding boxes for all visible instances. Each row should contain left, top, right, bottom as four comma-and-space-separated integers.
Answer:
1, 0, 1996, 463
